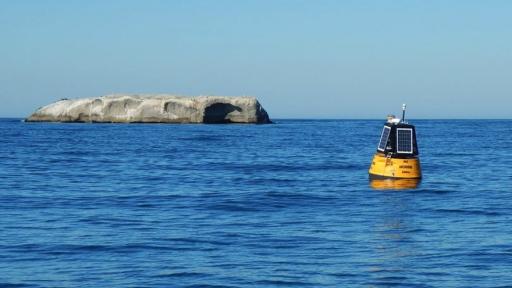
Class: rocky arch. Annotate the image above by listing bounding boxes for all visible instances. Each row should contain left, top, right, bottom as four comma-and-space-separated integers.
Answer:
203, 103, 242, 123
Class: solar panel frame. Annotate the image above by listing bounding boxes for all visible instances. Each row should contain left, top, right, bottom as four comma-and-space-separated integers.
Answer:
377, 126, 391, 151
396, 128, 413, 153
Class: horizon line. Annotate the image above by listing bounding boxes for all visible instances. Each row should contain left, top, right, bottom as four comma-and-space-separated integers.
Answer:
1, 117, 511, 121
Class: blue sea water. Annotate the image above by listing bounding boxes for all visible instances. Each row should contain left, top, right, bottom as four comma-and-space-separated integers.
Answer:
1, 118, 511, 288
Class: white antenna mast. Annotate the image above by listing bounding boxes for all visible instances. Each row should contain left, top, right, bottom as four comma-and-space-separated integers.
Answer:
401, 104, 406, 123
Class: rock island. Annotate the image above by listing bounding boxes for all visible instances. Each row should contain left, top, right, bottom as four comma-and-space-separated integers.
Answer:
26, 94, 271, 124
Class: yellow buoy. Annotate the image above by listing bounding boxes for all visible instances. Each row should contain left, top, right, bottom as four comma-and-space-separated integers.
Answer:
369, 104, 422, 180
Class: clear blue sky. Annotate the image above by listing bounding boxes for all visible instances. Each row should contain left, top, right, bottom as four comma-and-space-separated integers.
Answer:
1, 0, 511, 118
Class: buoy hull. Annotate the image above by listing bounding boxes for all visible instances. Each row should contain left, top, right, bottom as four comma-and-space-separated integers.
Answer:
369, 153, 421, 179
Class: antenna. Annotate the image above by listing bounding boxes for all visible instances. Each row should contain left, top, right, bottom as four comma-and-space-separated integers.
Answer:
402, 104, 406, 123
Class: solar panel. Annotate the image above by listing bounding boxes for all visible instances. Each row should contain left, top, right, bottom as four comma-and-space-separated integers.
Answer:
378, 126, 391, 151
396, 128, 413, 153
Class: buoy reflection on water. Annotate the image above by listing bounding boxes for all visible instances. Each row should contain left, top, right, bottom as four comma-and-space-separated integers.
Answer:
369, 178, 421, 190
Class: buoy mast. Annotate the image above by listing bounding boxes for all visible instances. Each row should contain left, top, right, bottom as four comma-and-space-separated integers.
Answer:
402, 104, 406, 123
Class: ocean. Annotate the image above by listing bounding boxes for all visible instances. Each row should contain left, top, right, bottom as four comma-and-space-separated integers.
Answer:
1, 118, 511, 287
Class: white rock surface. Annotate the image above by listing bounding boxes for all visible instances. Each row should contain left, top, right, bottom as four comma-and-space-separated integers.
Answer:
26, 94, 271, 124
